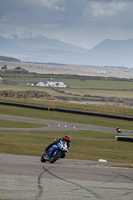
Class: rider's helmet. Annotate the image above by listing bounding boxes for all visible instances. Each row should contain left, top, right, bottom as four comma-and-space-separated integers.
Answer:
63, 136, 71, 143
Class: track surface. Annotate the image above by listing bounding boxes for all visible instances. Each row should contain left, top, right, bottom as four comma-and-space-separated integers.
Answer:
0, 114, 133, 200
0, 114, 132, 135
0, 154, 133, 200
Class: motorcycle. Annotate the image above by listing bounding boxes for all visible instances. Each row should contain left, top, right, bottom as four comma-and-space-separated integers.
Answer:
116, 128, 121, 133
41, 140, 68, 163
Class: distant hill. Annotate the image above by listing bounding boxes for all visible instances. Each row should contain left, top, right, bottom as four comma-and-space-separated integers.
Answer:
0, 36, 133, 68
0, 36, 87, 65
0, 56, 21, 62
87, 38, 133, 68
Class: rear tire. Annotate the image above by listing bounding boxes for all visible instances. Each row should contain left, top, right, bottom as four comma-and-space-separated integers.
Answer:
50, 151, 61, 163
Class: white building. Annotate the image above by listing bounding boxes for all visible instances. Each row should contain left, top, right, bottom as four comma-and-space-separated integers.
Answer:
0, 77, 2, 83
36, 79, 68, 88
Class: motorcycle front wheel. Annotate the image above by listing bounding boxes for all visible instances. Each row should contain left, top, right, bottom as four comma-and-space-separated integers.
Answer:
50, 151, 61, 163
41, 154, 47, 162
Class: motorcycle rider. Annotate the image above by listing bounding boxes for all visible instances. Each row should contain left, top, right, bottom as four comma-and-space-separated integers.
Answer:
45, 135, 71, 158
116, 127, 121, 133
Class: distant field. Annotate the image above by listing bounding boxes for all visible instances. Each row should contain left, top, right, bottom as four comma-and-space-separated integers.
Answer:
2, 73, 133, 89
59, 88, 133, 98
1, 72, 133, 118
63, 79, 133, 89
0, 84, 61, 96
1, 83, 133, 99
1, 75, 133, 99
1, 60, 133, 78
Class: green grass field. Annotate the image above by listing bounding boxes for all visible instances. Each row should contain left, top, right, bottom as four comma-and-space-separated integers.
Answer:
0, 104, 133, 164
2, 73, 133, 90
1, 74, 133, 99
0, 119, 47, 128
1, 95, 133, 117
63, 79, 133, 90
63, 88, 133, 98
0, 130, 132, 163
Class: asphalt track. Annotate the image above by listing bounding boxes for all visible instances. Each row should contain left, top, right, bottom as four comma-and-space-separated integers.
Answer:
0, 114, 133, 200
0, 154, 133, 200
0, 114, 132, 135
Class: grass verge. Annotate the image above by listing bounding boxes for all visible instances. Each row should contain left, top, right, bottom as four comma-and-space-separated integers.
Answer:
0, 119, 47, 128
0, 130, 133, 164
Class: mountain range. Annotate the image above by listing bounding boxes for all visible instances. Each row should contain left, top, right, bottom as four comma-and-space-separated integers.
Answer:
0, 35, 133, 68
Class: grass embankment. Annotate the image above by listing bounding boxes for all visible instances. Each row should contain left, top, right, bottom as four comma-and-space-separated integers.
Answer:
0, 95, 133, 117
0, 104, 133, 164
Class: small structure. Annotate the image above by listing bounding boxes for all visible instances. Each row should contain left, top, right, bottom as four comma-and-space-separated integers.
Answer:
36, 79, 68, 88
2, 66, 29, 73
12, 66, 29, 73
1, 65, 7, 71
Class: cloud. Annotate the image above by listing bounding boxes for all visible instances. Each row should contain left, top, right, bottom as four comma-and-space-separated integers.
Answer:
1, 0, 133, 48
82, 0, 133, 29
41, 0, 66, 11
89, 1, 126, 16
83, 0, 127, 20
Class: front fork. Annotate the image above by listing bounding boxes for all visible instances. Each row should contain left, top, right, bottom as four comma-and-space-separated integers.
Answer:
47, 146, 58, 158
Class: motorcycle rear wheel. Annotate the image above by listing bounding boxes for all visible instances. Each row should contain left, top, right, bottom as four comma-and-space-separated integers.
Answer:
50, 151, 61, 163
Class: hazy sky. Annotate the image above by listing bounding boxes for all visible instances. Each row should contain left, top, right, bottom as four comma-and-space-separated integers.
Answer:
0, 0, 133, 49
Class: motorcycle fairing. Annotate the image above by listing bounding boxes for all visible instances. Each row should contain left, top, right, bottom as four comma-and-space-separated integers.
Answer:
47, 145, 59, 158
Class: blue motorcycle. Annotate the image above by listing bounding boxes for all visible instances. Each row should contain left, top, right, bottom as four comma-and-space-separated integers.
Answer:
41, 140, 68, 163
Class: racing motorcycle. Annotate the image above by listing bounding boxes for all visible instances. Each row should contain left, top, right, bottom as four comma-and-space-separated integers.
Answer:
116, 128, 121, 133
41, 140, 68, 163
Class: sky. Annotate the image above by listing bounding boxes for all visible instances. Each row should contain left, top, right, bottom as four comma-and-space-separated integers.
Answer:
0, 0, 133, 49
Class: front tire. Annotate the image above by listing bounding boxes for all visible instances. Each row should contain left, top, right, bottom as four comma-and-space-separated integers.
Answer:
60, 152, 66, 159
41, 154, 46, 162
50, 151, 61, 163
